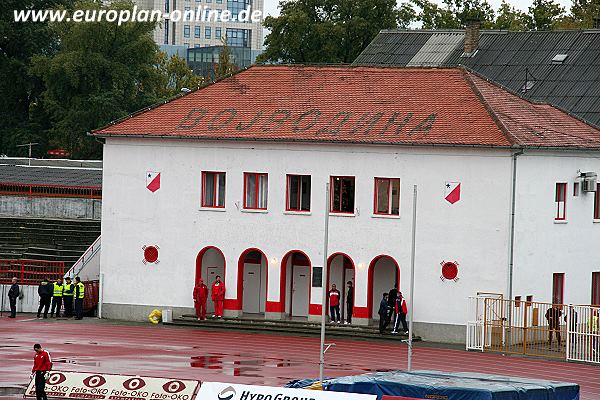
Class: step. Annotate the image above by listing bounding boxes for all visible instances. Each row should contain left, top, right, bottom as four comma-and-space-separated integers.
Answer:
169, 315, 420, 342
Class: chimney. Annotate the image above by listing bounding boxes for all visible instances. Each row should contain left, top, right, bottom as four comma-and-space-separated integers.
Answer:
463, 19, 481, 56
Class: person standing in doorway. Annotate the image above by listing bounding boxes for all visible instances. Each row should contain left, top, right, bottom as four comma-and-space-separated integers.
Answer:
50, 277, 63, 318
387, 284, 398, 326
211, 275, 225, 318
74, 277, 85, 320
62, 277, 75, 318
545, 304, 563, 348
32, 344, 52, 400
378, 292, 391, 334
391, 291, 409, 334
328, 284, 341, 324
8, 277, 20, 318
37, 278, 52, 319
193, 278, 209, 320
345, 281, 354, 324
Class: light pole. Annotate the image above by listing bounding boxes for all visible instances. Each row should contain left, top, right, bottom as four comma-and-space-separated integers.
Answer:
319, 182, 330, 383
407, 184, 418, 371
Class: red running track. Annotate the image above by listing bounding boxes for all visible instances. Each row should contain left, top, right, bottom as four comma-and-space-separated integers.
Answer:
1, 316, 599, 399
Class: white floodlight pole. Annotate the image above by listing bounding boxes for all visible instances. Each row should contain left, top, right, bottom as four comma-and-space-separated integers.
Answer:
319, 182, 330, 383
407, 185, 418, 371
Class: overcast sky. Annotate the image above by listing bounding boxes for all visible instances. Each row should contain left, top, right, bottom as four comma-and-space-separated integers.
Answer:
262, 0, 573, 19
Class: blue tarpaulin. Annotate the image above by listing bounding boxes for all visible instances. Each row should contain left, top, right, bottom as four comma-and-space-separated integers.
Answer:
322, 370, 579, 400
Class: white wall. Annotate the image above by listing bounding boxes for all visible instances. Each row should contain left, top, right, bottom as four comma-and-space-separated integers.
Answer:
100, 138, 513, 326
512, 151, 600, 306
0, 284, 40, 313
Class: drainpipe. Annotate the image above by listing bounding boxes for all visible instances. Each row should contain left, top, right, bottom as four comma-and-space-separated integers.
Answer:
507, 150, 524, 333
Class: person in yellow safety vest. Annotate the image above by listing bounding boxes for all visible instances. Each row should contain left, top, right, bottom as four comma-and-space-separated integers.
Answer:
592, 310, 599, 354
62, 277, 75, 318
50, 277, 63, 318
74, 277, 85, 320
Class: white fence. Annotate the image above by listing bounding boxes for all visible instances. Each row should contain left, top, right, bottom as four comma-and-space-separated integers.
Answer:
566, 305, 600, 364
0, 284, 41, 314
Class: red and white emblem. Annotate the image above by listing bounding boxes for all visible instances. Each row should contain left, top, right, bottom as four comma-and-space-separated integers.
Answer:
146, 171, 161, 192
445, 182, 461, 204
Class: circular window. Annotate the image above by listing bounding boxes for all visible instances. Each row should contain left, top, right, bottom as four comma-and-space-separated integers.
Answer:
441, 261, 459, 280
144, 246, 159, 263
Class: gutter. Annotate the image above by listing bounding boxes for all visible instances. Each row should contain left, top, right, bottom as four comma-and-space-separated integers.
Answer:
507, 149, 524, 332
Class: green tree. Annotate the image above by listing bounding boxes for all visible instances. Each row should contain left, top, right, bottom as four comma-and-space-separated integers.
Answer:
559, 0, 600, 28
259, 0, 410, 64
156, 52, 205, 97
31, 0, 163, 158
493, 0, 529, 30
0, 0, 73, 157
527, 0, 565, 30
411, 0, 494, 29
215, 37, 238, 79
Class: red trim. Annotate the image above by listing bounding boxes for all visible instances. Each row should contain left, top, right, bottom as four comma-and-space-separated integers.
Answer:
224, 298, 241, 310
243, 172, 268, 210
309, 303, 322, 315
330, 176, 355, 214
326, 253, 356, 318
555, 182, 567, 220
353, 306, 369, 319
265, 301, 281, 313
0, 259, 65, 285
195, 246, 227, 305
280, 250, 312, 316
592, 272, 600, 306
0, 181, 102, 199
367, 254, 401, 319
201, 171, 225, 208
552, 272, 565, 304
594, 184, 600, 220
374, 177, 400, 216
285, 174, 311, 212
237, 248, 267, 312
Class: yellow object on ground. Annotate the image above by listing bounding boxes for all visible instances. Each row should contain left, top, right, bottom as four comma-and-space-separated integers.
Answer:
148, 309, 162, 324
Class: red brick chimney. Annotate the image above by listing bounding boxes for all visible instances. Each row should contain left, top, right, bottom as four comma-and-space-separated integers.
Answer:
463, 20, 481, 56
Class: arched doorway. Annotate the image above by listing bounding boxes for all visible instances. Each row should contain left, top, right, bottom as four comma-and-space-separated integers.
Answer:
196, 246, 226, 314
368, 255, 400, 320
281, 250, 311, 318
327, 253, 355, 321
238, 249, 267, 315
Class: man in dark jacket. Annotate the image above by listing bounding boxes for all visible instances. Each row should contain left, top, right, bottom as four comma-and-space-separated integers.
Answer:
37, 278, 52, 319
345, 281, 354, 324
8, 277, 20, 318
378, 292, 391, 334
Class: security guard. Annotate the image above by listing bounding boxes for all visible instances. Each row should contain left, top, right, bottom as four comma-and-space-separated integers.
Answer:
62, 277, 75, 318
50, 277, 63, 318
74, 277, 85, 320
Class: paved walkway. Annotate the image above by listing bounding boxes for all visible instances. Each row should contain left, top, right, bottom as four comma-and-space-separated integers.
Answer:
1, 315, 599, 399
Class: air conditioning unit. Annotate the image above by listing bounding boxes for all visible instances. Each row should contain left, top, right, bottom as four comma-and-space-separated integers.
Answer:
582, 172, 597, 192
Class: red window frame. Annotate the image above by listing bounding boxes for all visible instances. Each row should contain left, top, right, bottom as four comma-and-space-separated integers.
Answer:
285, 174, 311, 212
243, 172, 268, 210
555, 183, 567, 220
201, 171, 225, 208
330, 176, 355, 214
592, 272, 600, 306
374, 177, 400, 216
552, 272, 565, 304
594, 183, 600, 220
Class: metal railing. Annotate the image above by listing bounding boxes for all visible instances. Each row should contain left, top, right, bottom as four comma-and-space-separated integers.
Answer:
0, 182, 101, 199
566, 305, 600, 364
65, 235, 101, 278
0, 259, 65, 285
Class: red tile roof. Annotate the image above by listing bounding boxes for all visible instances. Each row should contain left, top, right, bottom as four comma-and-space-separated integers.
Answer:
93, 65, 600, 149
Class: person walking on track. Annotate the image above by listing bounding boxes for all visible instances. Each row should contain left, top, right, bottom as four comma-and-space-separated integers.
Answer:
193, 278, 208, 320
8, 277, 20, 318
50, 277, 63, 318
211, 275, 225, 318
62, 277, 75, 318
32, 344, 52, 400
74, 277, 85, 320
37, 278, 52, 319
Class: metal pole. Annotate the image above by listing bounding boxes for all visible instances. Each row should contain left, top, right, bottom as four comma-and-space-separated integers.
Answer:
407, 185, 418, 372
319, 182, 330, 383
98, 272, 104, 319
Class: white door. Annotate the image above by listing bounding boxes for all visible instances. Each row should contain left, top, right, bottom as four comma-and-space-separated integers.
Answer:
292, 266, 309, 317
243, 264, 261, 314
205, 266, 219, 313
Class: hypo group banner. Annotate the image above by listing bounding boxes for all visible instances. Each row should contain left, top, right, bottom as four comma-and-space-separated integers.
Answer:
25, 371, 200, 400
197, 382, 377, 400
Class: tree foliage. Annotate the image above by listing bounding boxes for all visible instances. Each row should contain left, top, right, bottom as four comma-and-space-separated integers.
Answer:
527, 0, 565, 30
215, 37, 238, 79
493, 0, 530, 30
156, 52, 205, 98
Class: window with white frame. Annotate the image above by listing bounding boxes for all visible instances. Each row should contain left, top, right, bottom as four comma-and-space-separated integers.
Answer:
286, 175, 310, 212
374, 178, 400, 215
330, 176, 355, 213
201, 172, 225, 208
555, 183, 567, 220
244, 173, 268, 210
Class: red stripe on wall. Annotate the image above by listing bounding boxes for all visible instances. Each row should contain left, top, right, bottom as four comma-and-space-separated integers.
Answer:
224, 299, 241, 310
265, 301, 284, 313
353, 307, 369, 319
309, 304, 321, 315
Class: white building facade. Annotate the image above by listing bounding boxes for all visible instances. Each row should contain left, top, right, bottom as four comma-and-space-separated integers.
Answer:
95, 66, 600, 343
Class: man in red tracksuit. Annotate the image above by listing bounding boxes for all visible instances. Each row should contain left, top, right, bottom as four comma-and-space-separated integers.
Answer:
328, 284, 341, 323
211, 275, 225, 318
32, 344, 52, 400
193, 278, 208, 320
391, 292, 409, 334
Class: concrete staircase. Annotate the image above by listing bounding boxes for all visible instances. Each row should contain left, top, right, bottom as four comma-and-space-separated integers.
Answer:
0, 217, 101, 268
167, 314, 421, 342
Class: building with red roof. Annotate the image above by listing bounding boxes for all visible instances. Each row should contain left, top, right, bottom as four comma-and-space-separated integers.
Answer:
93, 65, 600, 343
